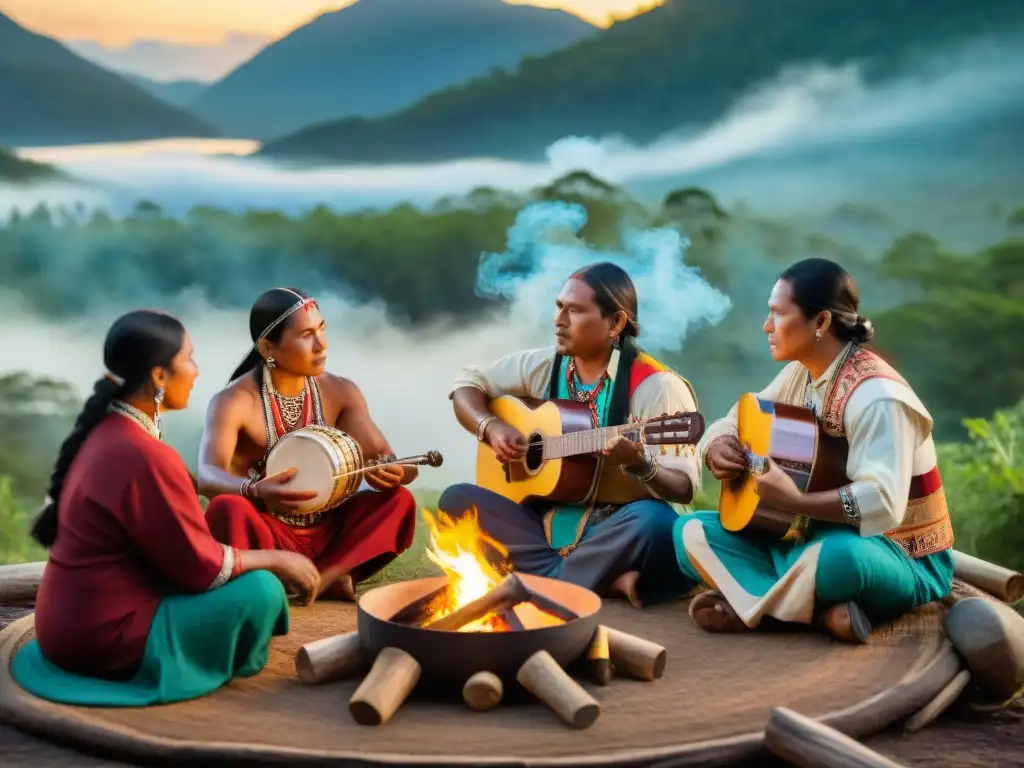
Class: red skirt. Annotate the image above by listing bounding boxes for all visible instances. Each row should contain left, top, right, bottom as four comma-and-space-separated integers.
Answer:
206, 487, 416, 582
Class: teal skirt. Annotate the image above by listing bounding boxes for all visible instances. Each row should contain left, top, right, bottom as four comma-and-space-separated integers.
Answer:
672, 510, 954, 626
12, 570, 289, 707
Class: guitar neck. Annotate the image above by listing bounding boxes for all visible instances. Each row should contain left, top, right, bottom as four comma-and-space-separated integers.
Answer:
545, 422, 649, 460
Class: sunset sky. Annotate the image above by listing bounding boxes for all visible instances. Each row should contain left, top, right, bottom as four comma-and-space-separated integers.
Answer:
2, 0, 663, 46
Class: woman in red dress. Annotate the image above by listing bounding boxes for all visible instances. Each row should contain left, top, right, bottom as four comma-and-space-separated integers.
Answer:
13, 310, 320, 706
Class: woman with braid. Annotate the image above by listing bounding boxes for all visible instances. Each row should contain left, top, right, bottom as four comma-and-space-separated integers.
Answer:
14, 310, 316, 706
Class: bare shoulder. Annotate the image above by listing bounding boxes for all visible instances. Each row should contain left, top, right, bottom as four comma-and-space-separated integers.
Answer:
317, 372, 365, 406
206, 375, 261, 421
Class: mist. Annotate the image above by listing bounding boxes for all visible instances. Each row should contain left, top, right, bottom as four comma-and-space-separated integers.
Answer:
7, 34, 1023, 231
2, 34, 1023, 497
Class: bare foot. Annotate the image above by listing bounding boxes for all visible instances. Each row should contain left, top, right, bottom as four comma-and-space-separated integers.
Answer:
819, 601, 871, 644
689, 590, 749, 633
317, 572, 356, 602
609, 570, 642, 608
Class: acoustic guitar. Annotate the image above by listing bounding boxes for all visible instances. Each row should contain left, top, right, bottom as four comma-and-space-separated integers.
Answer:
475, 395, 705, 506
718, 392, 850, 537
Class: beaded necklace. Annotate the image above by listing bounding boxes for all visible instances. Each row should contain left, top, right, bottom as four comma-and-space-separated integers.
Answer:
565, 360, 608, 428
109, 400, 161, 440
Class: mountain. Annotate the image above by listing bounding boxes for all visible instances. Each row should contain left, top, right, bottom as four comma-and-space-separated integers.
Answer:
189, 0, 596, 140
127, 75, 208, 108
260, 0, 1024, 164
0, 12, 218, 147
68, 34, 268, 83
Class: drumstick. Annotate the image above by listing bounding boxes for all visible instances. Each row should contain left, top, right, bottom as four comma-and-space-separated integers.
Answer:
334, 450, 444, 480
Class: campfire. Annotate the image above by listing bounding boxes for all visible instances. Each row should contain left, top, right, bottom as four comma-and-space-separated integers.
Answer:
294, 507, 667, 730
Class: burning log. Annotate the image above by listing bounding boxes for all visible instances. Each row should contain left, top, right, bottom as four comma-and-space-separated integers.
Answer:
388, 584, 449, 626
587, 625, 613, 686
295, 631, 367, 685
497, 604, 526, 632
422, 573, 531, 632
524, 590, 580, 623
517, 650, 600, 729
349, 647, 421, 726
463, 671, 503, 711
606, 626, 667, 681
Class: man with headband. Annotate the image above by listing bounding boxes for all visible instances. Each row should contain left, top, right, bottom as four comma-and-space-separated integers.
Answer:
198, 287, 418, 601
438, 262, 703, 608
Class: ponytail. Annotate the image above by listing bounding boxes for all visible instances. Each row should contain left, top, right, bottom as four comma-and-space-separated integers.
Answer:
31, 377, 121, 547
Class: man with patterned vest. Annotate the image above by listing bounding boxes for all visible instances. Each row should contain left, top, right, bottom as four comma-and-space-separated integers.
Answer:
440, 262, 703, 607
673, 258, 954, 644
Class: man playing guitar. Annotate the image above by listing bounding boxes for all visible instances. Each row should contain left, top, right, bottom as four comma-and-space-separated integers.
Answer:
441, 262, 702, 607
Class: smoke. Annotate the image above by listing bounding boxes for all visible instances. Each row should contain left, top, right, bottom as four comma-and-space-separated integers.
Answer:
476, 200, 731, 351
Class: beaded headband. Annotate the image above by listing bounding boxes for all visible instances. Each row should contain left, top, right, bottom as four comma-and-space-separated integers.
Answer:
232, 288, 320, 376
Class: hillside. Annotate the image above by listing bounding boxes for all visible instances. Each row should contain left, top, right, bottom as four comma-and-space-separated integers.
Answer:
189, 0, 596, 140
127, 75, 207, 108
0, 148, 61, 183
260, 0, 1024, 164
0, 12, 218, 147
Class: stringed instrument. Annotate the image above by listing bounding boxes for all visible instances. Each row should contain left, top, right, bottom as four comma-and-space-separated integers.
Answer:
475, 395, 705, 506
718, 392, 849, 537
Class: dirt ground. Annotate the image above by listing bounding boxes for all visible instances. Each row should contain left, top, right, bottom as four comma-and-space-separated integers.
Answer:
2, 604, 1022, 768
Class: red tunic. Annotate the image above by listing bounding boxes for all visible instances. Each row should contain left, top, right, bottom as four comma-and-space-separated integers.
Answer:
34, 415, 236, 680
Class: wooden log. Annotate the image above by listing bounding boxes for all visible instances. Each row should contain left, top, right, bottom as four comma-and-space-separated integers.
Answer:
904, 669, 971, 733
463, 671, 503, 711
587, 625, 613, 686
388, 584, 449, 626
950, 550, 1024, 603
496, 604, 525, 631
0, 562, 45, 604
943, 596, 1024, 703
295, 631, 367, 685
605, 625, 666, 681
517, 649, 600, 729
523, 587, 580, 623
764, 706, 908, 768
423, 573, 530, 632
348, 647, 421, 726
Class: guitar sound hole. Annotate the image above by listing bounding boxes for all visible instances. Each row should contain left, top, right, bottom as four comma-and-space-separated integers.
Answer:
524, 431, 544, 473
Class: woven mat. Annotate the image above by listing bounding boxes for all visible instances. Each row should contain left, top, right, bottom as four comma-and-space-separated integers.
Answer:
0, 597, 959, 767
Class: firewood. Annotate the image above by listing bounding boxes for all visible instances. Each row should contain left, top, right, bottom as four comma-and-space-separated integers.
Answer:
423, 573, 530, 632
943, 596, 1024, 703
497, 604, 525, 631
587, 625, 613, 686
605, 626, 666, 681
295, 631, 367, 685
0, 561, 45, 604
523, 588, 580, 623
764, 706, 907, 767
950, 550, 1024, 603
348, 647, 421, 726
904, 669, 971, 733
463, 671, 503, 711
517, 649, 600, 729
388, 584, 449, 625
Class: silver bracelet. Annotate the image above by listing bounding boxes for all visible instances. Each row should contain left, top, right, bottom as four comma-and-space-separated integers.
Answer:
476, 415, 498, 442
838, 486, 861, 526
622, 452, 659, 484
239, 478, 257, 500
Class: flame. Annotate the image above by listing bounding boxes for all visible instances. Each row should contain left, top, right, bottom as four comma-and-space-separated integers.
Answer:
421, 506, 511, 632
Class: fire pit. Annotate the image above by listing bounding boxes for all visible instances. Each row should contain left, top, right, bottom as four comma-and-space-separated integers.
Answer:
294, 509, 669, 730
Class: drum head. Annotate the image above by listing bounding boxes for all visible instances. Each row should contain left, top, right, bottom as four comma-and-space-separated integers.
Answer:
265, 432, 341, 515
